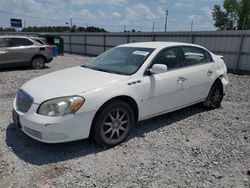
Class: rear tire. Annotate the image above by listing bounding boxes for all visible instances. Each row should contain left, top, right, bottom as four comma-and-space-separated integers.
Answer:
92, 100, 134, 147
31, 56, 45, 69
203, 79, 223, 109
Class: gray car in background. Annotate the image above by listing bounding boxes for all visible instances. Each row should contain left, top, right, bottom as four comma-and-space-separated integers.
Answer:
0, 36, 53, 69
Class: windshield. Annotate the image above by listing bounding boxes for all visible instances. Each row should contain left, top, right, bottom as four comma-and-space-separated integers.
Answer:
83, 47, 155, 75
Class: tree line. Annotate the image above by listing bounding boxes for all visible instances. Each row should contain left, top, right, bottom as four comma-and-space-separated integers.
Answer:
212, 0, 250, 30
0, 25, 107, 33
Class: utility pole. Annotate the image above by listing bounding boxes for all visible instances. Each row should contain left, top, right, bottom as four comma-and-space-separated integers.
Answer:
191, 20, 193, 32
152, 22, 155, 32
123, 25, 126, 32
164, 10, 168, 32
70, 18, 72, 28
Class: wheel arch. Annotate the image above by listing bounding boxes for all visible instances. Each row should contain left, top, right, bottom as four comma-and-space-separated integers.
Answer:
216, 75, 224, 94
31, 54, 47, 63
89, 95, 139, 137
202, 76, 224, 109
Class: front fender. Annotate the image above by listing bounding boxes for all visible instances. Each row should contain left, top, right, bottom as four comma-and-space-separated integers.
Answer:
77, 81, 143, 115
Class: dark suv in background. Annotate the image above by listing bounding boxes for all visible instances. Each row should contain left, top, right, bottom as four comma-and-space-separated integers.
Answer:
0, 36, 53, 69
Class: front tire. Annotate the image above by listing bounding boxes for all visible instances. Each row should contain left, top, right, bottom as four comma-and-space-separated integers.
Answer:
92, 100, 134, 147
203, 79, 223, 109
31, 56, 45, 69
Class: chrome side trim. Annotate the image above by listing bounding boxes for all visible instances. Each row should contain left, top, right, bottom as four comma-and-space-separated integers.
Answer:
139, 99, 206, 121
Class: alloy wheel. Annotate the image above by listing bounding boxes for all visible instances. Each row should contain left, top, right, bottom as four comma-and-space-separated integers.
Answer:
211, 84, 222, 107
32, 58, 44, 69
101, 108, 129, 142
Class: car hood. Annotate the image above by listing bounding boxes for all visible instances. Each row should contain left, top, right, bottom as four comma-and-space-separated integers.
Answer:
21, 66, 130, 104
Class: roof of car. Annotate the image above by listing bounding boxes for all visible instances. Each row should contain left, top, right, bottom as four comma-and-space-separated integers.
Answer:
0, 35, 36, 39
30, 37, 45, 40
118, 42, 205, 50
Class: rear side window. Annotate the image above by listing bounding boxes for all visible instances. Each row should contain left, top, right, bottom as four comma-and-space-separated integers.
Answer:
204, 51, 213, 62
0, 38, 9, 47
9, 38, 33, 47
151, 47, 181, 70
34, 39, 47, 45
181, 47, 208, 66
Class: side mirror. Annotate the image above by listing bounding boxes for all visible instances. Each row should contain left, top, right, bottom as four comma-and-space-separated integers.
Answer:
149, 64, 168, 74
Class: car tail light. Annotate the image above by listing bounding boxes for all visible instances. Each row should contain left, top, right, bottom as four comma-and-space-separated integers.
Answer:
47, 46, 53, 51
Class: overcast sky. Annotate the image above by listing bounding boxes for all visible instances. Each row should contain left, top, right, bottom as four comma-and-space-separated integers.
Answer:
0, 0, 223, 32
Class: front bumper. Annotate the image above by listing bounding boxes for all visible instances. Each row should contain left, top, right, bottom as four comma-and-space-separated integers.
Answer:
13, 103, 96, 143
220, 74, 229, 94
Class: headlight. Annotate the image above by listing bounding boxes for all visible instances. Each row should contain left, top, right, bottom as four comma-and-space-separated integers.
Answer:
37, 96, 85, 117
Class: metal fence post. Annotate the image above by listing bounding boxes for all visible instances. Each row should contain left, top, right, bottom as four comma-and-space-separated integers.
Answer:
84, 35, 87, 55
191, 33, 195, 44
69, 35, 72, 54
236, 34, 244, 72
127, 34, 130, 43
103, 34, 106, 52
152, 34, 156, 41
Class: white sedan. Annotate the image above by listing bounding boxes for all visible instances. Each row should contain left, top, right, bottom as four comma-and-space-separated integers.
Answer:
12, 42, 229, 146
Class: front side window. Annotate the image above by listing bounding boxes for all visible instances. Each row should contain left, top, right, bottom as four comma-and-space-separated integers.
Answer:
181, 47, 208, 66
83, 47, 155, 75
9, 38, 33, 47
0, 38, 9, 48
151, 47, 181, 70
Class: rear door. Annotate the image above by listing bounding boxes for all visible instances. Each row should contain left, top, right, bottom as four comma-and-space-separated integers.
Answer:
178, 46, 216, 106
8, 38, 35, 64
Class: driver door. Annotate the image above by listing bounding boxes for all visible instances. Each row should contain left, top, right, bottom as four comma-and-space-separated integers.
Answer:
140, 47, 184, 118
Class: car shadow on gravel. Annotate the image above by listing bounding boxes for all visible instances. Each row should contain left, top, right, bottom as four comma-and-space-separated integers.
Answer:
0, 65, 50, 72
130, 104, 206, 139
5, 104, 206, 166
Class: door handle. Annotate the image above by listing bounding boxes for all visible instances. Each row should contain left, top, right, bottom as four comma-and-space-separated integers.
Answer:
177, 77, 188, 82
207, 70, 213, 76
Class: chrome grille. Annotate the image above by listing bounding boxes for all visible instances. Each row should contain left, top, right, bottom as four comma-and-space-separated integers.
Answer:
16, 90, 33, 113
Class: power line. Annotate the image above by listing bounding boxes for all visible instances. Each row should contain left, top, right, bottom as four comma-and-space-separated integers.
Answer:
169, 10, 206, 14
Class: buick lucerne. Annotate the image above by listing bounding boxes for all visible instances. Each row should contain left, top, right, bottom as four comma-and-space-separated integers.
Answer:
12, 42, 229, 146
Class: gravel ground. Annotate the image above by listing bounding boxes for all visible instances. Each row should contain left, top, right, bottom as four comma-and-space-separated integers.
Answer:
0, 54, 249, 188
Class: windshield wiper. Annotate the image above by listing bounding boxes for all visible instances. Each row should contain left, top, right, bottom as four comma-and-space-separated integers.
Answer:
91, 67, 115, 73
81, 65, 122, 75
81, 65, 109, 72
